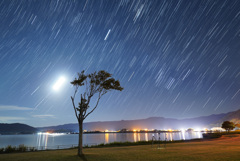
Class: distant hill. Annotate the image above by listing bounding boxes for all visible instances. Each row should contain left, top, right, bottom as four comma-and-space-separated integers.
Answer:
37, 123, 79, 133
208, 109, 240, 127
38, 109, 240, 132
2, 109, 239, 134
0, 123, 37, 134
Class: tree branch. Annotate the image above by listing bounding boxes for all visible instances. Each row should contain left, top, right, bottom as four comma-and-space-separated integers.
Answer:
71, 86, 80, 120
84, 92, 102, 119
73, 86, 78, 99
71, 96, 79, 120
85, 79, 89, 97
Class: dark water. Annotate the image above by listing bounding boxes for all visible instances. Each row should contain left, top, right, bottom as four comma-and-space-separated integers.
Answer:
0, 131, 202, 150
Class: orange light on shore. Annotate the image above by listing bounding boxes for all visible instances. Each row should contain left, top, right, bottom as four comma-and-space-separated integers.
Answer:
203, 128, 208, 131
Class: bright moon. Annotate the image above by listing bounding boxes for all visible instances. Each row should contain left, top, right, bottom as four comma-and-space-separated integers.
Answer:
53, 76, 66, 91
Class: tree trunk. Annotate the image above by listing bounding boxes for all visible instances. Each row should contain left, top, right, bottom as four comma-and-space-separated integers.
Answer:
78, 120, 83, 156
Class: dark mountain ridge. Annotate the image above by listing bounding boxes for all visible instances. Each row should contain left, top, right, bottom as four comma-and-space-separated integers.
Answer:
0, 123, 37, 134
38, 109, 240, 132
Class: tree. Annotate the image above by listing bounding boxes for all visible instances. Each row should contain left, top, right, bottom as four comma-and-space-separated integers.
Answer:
70, 70, 123, 156
221, 121, 235, 132
235, 124, 240, 129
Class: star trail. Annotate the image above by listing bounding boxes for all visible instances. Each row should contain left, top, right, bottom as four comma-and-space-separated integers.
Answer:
0, 0, 240, 127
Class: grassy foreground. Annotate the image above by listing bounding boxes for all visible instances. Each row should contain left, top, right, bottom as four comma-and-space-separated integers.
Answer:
1, 134, 240, 161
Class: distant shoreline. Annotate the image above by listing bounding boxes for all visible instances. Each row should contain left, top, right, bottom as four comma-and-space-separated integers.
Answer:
0, 130, 202, 135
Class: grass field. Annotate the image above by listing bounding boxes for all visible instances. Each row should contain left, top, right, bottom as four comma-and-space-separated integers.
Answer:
1, 134, 240, 161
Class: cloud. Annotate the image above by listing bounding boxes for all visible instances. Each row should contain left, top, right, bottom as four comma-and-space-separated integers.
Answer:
0, 105, 32, 111
0, 116, 27, 122
32, 114, 55, 118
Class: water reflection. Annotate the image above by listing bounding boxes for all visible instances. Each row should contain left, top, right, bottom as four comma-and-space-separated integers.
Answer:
138, 133, 141, 141
197, 131, 201, 138
0, 132, 203, 149
145, 133, 148, 141
105, 133, 109, 144
165, 133, 168, 141
169, 133, 173, 141
181, 130, 186, 140
133, 132, 137, 142
37, 133, 49, 150
36, 132, 65, 150
44, 134, 48, 148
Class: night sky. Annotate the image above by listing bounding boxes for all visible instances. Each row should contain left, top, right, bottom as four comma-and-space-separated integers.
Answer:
0, 0, 240, 127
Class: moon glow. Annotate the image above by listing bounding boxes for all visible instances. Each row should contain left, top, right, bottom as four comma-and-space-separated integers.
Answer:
52, 76, 66, 91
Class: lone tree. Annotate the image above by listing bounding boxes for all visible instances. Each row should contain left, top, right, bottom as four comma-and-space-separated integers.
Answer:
221, 121, 235, 132
71, 70, 123, 156
235, 124, 240, 129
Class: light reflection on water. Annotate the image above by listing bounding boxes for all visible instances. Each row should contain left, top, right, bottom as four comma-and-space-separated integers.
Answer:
104, 133, 109, 144
36, 133, 67, 150
145, 133, 148, 141
133, 133, 137, 142
0, 131, 203, 149
138, 133, 141, 142
181, 130, 186, 140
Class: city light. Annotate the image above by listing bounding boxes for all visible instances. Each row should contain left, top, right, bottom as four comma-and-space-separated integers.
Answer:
37, 132, 65, 136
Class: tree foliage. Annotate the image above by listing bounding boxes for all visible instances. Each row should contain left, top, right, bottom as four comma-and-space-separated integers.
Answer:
71, 70, 123, 121
70, 70, 123, 156
221, 121, 235, 132
235, 124, 240, 129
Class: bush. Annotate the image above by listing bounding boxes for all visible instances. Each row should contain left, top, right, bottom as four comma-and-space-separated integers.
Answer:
18, 144, 27, 152
97, 143, 105, 147
83, 144, 89, 148
1, 145, 37, 153
5, 145, 17, 153
29, 147, 37, 152
202, 133, 222, 139
0, 148, 4, 154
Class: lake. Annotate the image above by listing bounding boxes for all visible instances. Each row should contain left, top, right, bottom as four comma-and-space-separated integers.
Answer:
0, 131, 202, 150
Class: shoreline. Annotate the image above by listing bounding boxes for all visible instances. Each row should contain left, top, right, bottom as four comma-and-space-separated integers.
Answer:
1, 134, 240, 161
